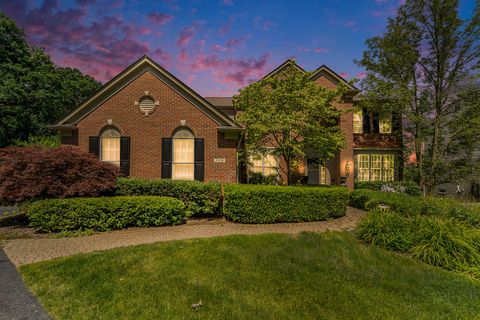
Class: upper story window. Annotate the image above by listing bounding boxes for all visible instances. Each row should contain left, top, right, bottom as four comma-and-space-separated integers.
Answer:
172, 129, 194, 180
100, 128, 121, 166
249, 152, 278, 176
353, 110, 363, 134
379, 115, 392, 134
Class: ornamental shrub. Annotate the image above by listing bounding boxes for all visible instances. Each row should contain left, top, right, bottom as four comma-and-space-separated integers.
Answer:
350, 189, 480, 227
0, 146, 119, 204
115, 178, 221, 217
223, 184, 349, 223
27, 196, 186, 232
355, 181, 421, 196
356, 209, 413, 252
410, 216, 480, 270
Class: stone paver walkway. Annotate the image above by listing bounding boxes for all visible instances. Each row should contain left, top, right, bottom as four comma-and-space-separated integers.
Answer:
3, 207, 364, 266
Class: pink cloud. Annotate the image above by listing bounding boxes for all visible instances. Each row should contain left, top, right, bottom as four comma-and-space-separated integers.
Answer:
222, 0, 234, 5
339, 72, 349, 78
297, 46, 310, 53
344, 21, 356, 28
147, 12, 173, 25
356, 71, 367, 79
0, 0, 169, 82
180, 52, 270, 86
177, 22, 201, 46
163, 0, 179, 10
314, 47, 328, 53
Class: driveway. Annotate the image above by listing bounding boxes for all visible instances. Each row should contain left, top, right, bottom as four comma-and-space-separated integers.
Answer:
0, 249, 50, 320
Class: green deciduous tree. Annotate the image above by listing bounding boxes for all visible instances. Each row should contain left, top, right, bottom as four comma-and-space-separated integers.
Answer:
356, 0, 480, 190
0, 12, 101, 147
233, 63, 346, 185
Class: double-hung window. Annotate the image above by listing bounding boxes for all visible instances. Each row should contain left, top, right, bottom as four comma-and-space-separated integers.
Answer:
172, 129, 195, 180
353, 110, 363, 134
100, 128, 121, 167
249, 152, 278, 176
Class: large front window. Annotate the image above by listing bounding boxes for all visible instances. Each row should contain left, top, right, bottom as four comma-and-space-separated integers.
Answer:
100, 128, 120, 166
356, 153, 395, 182
249, 152, 278, 176
172, 129, 194, 180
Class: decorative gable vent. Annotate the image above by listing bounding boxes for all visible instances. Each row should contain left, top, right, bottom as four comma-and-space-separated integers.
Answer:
135, 91, 159, 116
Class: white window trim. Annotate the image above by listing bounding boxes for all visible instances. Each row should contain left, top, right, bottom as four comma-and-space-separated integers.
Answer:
172, 129, 195, 180
356, 153, 395, 182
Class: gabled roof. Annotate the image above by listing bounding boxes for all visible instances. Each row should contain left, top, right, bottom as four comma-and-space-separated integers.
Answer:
309, 64, 359, 92
261, 59, 306, 80
54, 56, 239, 128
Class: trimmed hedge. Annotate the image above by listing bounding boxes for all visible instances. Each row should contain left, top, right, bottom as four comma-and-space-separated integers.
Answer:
116, 178, 221, 217
27, 196, 186, 232
354, 181, 421, 196
223, 184, 349, 223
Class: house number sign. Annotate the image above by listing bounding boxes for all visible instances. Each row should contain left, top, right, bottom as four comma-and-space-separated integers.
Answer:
213, 158, 226, 163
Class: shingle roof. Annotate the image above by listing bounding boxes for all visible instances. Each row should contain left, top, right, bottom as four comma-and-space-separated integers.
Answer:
205, 97, 233, 107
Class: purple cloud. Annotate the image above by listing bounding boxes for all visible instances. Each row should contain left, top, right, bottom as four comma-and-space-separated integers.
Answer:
147, 12, 173, 25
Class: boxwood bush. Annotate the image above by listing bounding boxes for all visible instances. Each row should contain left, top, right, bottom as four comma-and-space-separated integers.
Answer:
27, 196, 186, 232
223, 184, 349, 223
116, 178, 221, 217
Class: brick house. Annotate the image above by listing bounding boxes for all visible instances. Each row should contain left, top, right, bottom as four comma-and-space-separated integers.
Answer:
52, 56, 402, 188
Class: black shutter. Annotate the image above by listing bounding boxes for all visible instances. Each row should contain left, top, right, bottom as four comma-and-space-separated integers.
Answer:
120, 136, 130, 176
362, 110, 370, 134
372, 112, 380, 133
89, 136, 99, 156
161, 138, 172, 179
194, 138, 205, 181
392, 112, 400, 133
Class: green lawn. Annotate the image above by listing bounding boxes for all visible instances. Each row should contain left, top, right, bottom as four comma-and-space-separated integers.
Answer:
21, 232, 480, 320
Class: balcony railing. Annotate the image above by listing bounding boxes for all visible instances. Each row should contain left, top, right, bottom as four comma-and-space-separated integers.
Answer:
353, 133, 401, 148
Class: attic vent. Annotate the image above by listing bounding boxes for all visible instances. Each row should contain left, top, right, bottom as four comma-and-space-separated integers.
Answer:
135, 95, 159, 116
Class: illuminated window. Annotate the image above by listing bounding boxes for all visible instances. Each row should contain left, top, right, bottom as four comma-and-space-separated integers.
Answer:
379, 115, 392, 134
319, 164, 331, 185
172, 129, 194, 180
383, 154, 394, 181
100, 128, 120, 166
357, 154, 370, 182
353, 110, 363, 134
249, 152, 278, 176
356, 154, 395, 182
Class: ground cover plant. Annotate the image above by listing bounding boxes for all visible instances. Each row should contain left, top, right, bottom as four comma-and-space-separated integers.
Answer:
352, 189, 480, 276
223, 184, 349, 223
26, 196, 186, 232
20, 232, 480, 320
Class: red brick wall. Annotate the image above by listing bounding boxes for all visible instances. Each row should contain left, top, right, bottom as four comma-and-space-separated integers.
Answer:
313, 75, 354, 189
75, 71, 238, 183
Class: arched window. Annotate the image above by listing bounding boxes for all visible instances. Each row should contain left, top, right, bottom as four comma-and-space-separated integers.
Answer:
172, 129, 194, 180
100, 128, 121, 166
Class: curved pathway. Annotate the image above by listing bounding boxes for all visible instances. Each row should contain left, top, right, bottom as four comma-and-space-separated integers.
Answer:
3, 207, 365, 266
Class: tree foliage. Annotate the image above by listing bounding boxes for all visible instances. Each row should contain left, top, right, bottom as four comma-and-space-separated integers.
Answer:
233, 63, 346, 185
0, 146, 120, 204
356, 0, 480, 189
0, 12, 101, 147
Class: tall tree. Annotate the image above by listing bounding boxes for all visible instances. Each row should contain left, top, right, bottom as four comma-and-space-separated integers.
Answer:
0, 13, 101, 147
357, 0, 480, 190
233, 63, 346, 185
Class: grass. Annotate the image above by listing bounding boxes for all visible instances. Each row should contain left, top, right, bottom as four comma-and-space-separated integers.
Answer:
21, 232, 480, 320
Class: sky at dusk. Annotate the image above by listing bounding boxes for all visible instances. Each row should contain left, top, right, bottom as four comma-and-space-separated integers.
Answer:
0, 0, 476, 96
